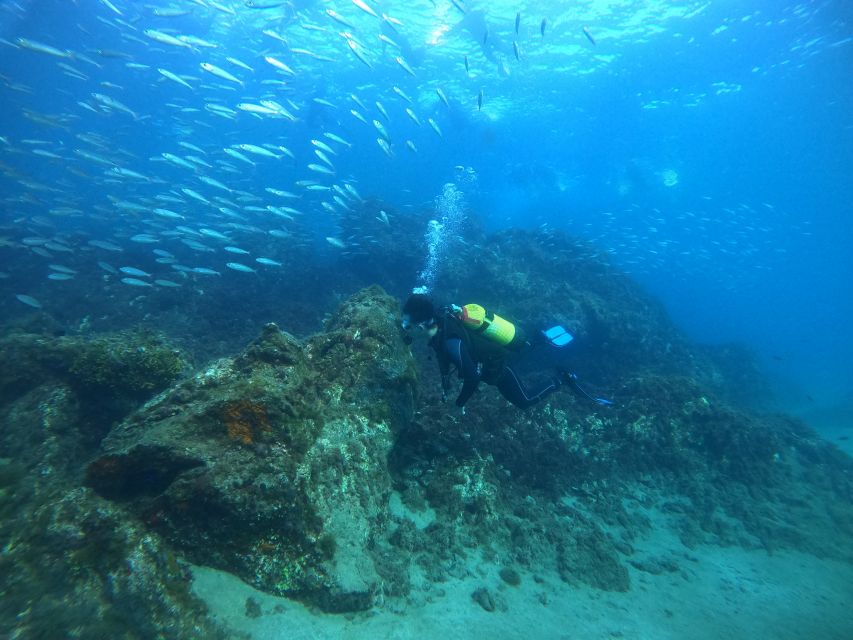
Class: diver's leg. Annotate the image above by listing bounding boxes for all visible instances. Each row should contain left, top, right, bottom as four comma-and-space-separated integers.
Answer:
496, 366, 560, 409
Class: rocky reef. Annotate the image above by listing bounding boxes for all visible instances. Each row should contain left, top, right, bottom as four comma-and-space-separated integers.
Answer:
84, 286, 416, 613
1, 229, 851, 636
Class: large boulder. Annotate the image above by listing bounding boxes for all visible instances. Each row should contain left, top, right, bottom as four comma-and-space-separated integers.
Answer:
85, 286, 417, 612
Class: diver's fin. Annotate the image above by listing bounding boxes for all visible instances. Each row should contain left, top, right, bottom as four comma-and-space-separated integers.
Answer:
543, 325, 573, 347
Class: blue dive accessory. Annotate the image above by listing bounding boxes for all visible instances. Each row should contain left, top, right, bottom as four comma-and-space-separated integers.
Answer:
543, 325, 573, 347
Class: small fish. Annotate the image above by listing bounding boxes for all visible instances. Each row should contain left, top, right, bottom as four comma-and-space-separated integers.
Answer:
477, 89, 484, 111
109, 167, 149, 180
375, 101, 390, 121
346, 39, 373, 69
324, 132, 352, 147
405, 107, 421, 126
351, 0, 378, 18
153, 7, 188, 17
181, 188, 209, 204
378, 34, 400, 49
376, 138, 393, 158
158, 68, 192, 90
325, 9, 355, 29
436, 88, 450, 108
49, 264, 77, 274
162, 153, 196, 170
344, 183, 362, 200
200, 62, 243, 85
178, 35, 218, 48
226, 262, 255, 273
395, 56, 415, 76
464, 55, 469, 74
236, 103, 277, 116
314, 149, 335, 168
255, 257, 282, 267
198, 176, 231, 192
237, 143, 280, 159
32, 149, 63, 159
515, 12, 521, 35
121, 277, 153, 287
92, 92, 137, 118
16, 37, 72, 58
16, 294, 42, 308
154, 208, 184, 220
100, 0, 123, 16
260, 100, 296, 121
583, 27, 596, 46
326, 237, 346, 248
427, 118, 443, 138
130, 234, 159, 243
350, 109, 369, 125
199, 228, 230, 240
540, 18, 547, 37
513, 41, 520, 61
48, 273, 74, 281
144, 29, 192, 49
311, 139, 336, 155
225, 246, 250, 255
223, 148, 255, 165
307, 163, 335, 175
193, 267, 221, 275
405, 140, 417, 153
382, 12, 403, 30
226, 57, 254, 72
245, 1, 286, 8
120, 266, 151, 277
266, 187, 299, 198
154, 279, 181, 287
264, 56, 295, 75
373, 119, 390, 140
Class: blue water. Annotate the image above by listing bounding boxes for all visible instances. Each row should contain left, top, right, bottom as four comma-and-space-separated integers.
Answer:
0, 0, 851, 426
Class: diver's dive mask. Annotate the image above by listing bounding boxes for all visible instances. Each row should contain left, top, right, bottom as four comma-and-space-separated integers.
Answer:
400, 314, 434, 344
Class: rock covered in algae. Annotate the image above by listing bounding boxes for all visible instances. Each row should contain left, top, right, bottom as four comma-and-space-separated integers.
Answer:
85, 286, 418, 612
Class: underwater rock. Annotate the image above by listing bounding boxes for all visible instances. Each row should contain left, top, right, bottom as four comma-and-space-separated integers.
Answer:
471, 586, 496, 612
85, 286, 417, 612
0, 486, 232, 640
499, 566, 522, 586
0, 329, 187, 441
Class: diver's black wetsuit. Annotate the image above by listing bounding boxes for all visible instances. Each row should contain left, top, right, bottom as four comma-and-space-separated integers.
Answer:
429, 308, 568, 409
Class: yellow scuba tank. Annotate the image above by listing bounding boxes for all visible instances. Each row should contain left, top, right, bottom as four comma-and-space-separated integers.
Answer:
458, 304, 517, 346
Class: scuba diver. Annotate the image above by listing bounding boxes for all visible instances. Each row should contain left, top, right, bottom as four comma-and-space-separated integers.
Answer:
401, 294, 612, 413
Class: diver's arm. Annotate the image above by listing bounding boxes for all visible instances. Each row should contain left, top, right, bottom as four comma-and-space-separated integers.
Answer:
448, 339, 480, 407
435, 346, 452, 396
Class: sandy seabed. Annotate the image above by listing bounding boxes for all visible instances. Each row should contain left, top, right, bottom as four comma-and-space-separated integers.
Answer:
192, 519, 853, 640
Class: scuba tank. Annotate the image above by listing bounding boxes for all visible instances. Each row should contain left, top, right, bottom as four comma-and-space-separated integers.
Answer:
456, 304, 521, 347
